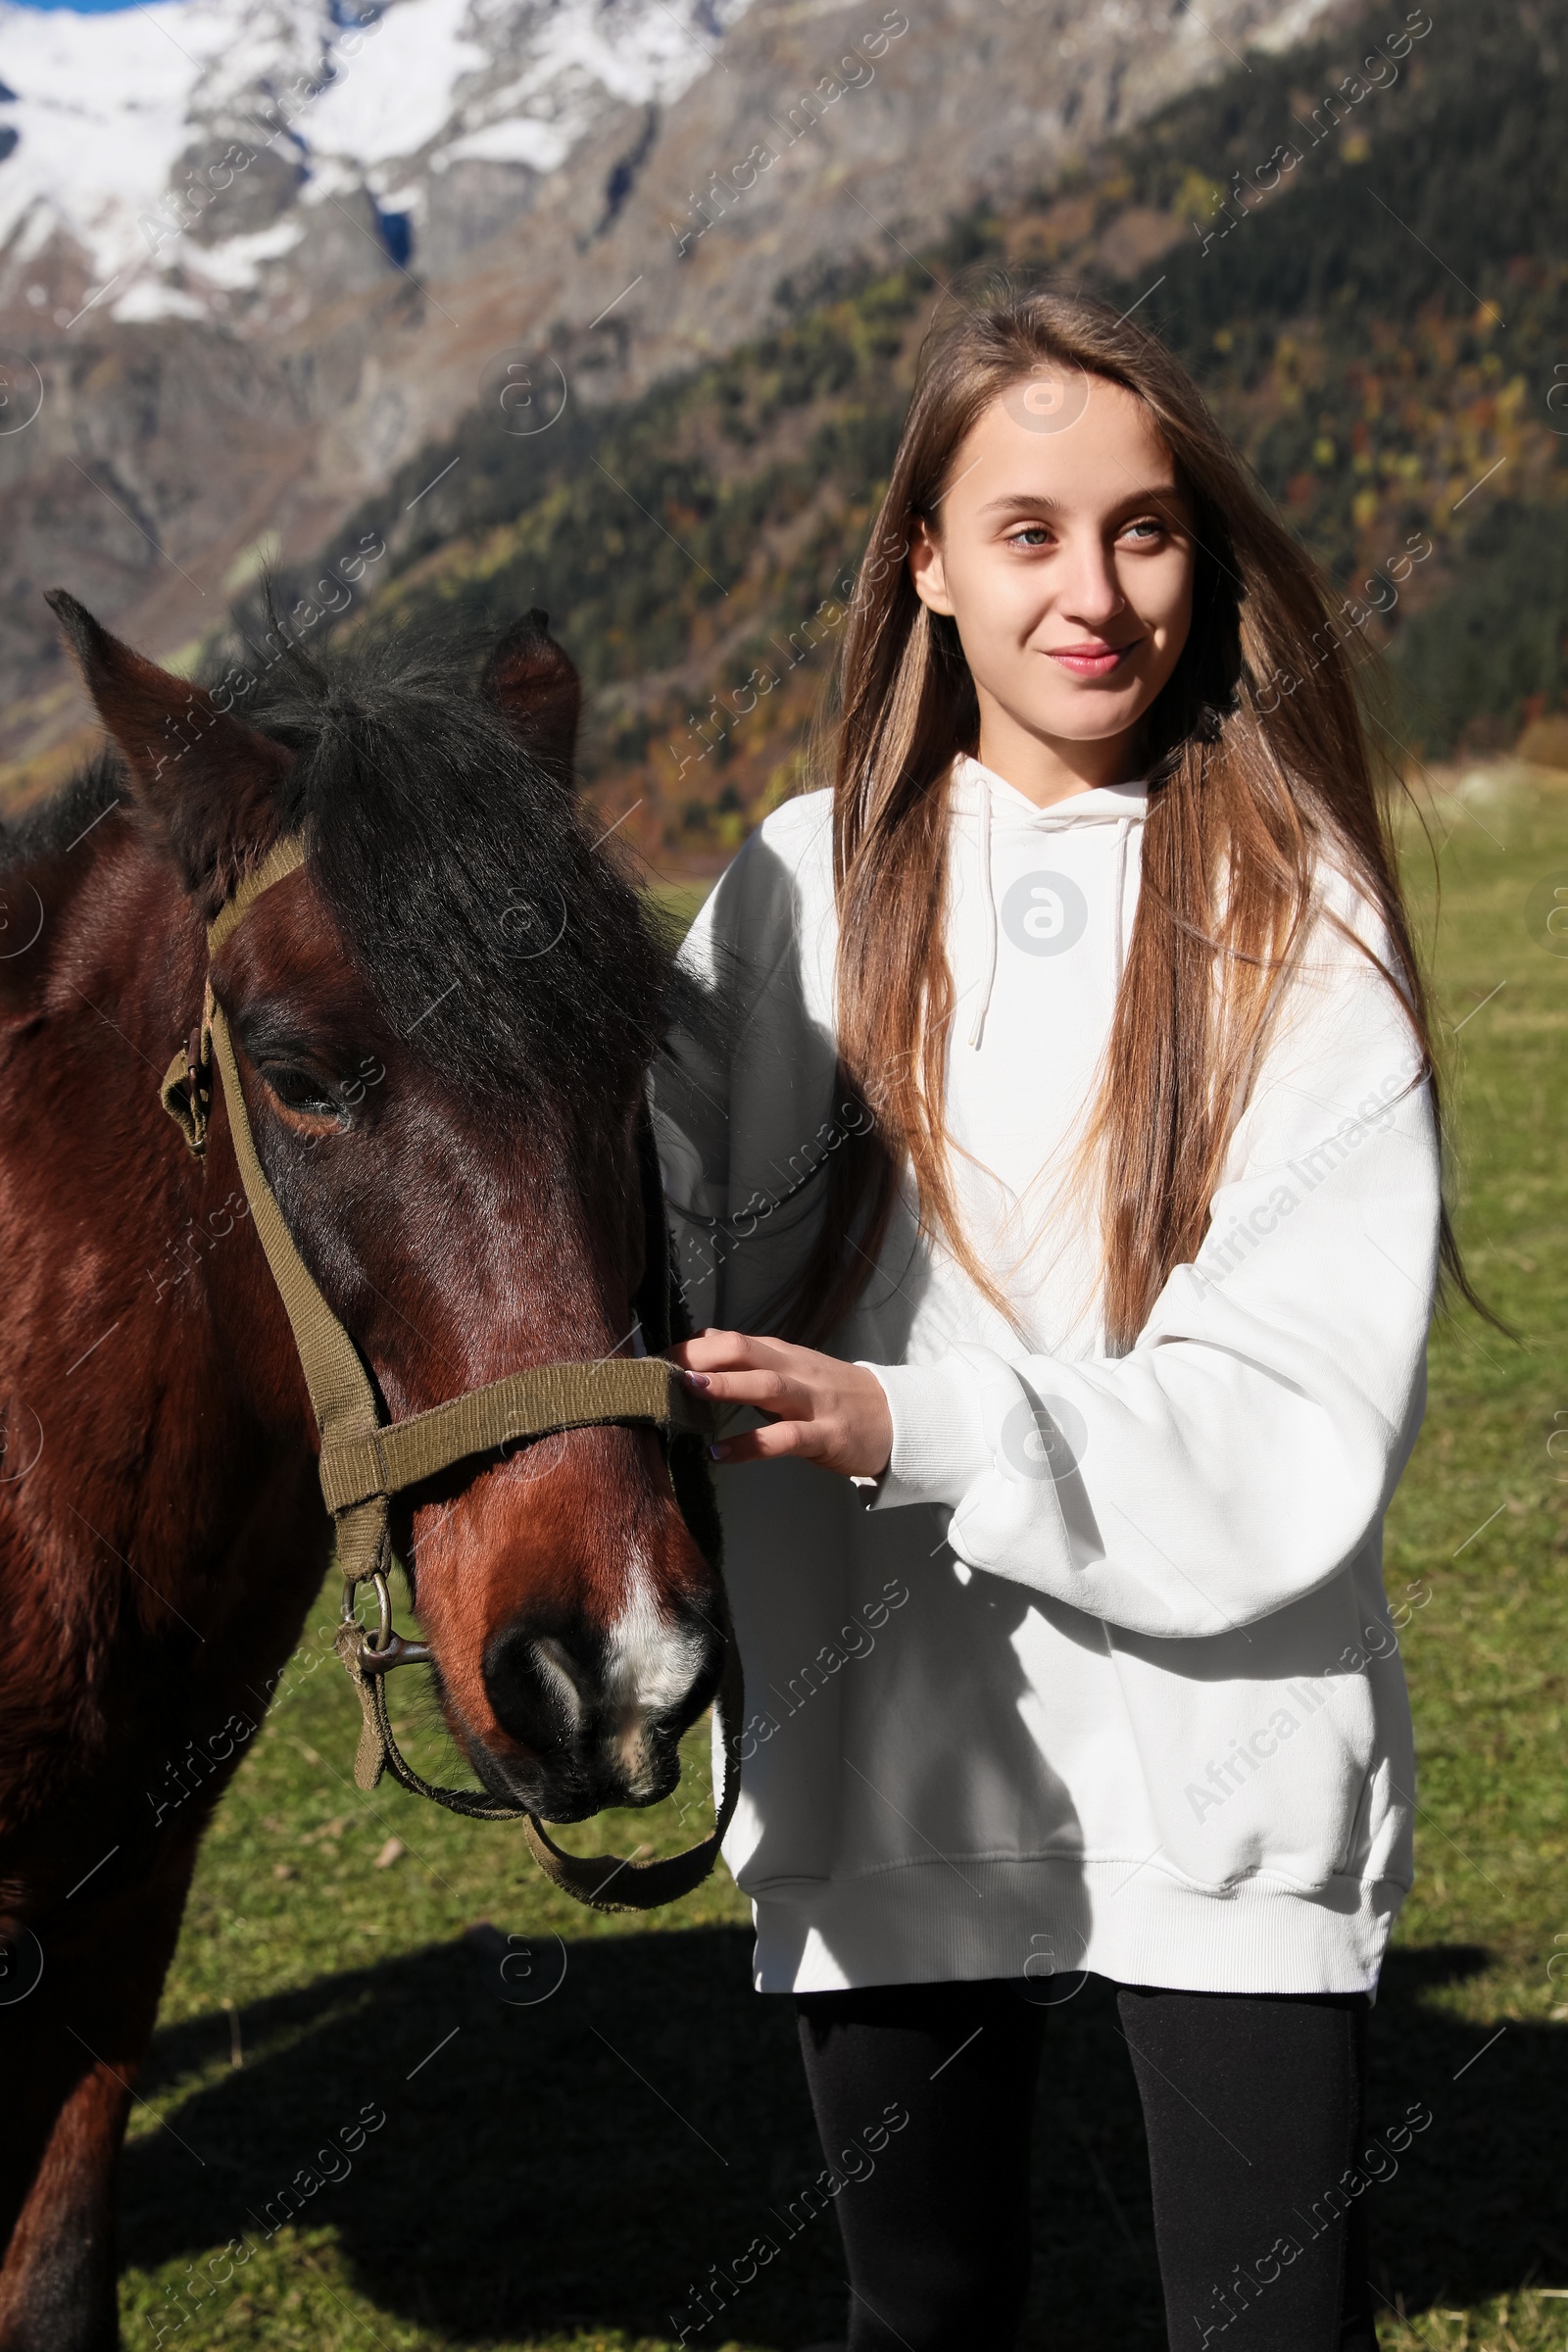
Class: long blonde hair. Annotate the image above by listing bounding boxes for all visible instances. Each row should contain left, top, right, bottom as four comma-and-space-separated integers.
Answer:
766, 269, 1469, 1353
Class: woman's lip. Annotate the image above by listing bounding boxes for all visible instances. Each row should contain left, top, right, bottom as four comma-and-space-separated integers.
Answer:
1045, 641, 1141, 674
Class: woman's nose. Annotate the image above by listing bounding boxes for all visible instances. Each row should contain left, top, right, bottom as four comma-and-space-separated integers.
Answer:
1054, 536, 1128, 627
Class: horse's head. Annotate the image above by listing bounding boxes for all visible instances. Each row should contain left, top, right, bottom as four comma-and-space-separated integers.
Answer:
47, 590, 724, 1824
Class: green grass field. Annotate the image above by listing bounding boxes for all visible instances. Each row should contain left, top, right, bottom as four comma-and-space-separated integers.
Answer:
119, 769, 1568, 2352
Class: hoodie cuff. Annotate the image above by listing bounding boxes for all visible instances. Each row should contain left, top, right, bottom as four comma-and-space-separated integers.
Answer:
854, 1356, 991, 1511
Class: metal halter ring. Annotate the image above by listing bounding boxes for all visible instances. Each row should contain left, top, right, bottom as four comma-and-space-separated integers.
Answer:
352, 1565, 433, 1676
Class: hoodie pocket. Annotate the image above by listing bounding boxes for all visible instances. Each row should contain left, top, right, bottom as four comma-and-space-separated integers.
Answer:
1102, 1587, 1392, 1895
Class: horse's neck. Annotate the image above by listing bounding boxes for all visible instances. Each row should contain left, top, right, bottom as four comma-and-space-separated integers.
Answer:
0, 816, 316, 1656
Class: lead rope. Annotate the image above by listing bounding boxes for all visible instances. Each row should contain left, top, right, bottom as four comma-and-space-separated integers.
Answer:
163, 835, 744, 1913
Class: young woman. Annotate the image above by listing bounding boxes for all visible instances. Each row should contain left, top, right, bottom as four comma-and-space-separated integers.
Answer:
654, 275, 1455, 2351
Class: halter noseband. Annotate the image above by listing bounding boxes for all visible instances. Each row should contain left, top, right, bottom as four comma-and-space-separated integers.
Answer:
159, 832, 742, 1912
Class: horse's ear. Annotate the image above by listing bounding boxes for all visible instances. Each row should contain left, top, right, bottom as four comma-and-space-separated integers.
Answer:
480, 607, 581, 788
46, 588, 295, 917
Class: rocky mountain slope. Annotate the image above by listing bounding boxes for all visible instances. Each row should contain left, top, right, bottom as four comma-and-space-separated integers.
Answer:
197, 0, 1567, 873
0, 0, 1348, 785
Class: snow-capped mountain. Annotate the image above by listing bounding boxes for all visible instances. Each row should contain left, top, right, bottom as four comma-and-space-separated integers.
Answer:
0, 0, 1346, 780
0, 0, 756, 325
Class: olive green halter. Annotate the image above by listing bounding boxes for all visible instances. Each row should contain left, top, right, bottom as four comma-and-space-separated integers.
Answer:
160, 833, 742, 1912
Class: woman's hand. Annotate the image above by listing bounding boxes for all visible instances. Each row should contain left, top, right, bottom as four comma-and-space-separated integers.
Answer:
667, 1328, 894, 1479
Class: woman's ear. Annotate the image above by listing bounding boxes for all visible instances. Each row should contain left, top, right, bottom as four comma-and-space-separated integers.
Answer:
480, 607, 582, 788
906, 517, 956, 615
45, 588, 294, 919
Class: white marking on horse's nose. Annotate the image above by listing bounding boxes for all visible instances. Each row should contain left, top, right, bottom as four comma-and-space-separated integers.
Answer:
602, 1569, 709, 1785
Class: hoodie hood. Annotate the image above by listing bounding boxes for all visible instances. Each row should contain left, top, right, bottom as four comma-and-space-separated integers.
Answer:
952, 754, 1148, 1050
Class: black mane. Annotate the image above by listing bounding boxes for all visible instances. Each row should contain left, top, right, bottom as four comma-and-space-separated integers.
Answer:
0, 754, 125, 870
254, 625, 677, 1120
7, 612, 735, 1132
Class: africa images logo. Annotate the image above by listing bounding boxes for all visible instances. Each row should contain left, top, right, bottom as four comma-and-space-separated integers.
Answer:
999, 365, 1093, 437
1000, 1393, 1089, 1484
1001, 870, 1090, 957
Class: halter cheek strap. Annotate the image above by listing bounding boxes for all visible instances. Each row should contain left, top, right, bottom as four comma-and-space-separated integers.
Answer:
159, 832, 743, 1913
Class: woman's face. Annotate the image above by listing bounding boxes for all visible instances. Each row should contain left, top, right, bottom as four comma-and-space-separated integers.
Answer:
907, 369, 1198, 796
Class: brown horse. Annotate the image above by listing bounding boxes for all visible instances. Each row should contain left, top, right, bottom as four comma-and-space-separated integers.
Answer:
0, 595, 725, 2348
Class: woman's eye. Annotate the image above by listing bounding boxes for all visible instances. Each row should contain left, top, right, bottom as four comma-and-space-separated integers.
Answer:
1121, 518, 1167, 543
264, 1065, 341, 1119
1006, 526, 1053, 549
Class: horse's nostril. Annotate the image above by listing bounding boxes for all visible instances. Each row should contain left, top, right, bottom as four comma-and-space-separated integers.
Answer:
482, 1619, 599, 1757
477, 1588, 723, 1806
533, 1633, 591, 1705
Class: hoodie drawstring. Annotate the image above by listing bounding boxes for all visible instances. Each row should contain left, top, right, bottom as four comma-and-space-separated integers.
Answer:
967, 771, 997, 1050
1112, 813, 1133, 986
964, 765, 1141, 1048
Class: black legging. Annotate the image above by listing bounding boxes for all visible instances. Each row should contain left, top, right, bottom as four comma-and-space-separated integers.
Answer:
794, 1977, 1377, 2351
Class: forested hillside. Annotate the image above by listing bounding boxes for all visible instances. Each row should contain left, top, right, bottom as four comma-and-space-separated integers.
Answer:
226, 0, 1568, 865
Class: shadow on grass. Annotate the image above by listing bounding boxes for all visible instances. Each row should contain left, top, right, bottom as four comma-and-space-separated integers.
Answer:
122, 1935, 1568, 2349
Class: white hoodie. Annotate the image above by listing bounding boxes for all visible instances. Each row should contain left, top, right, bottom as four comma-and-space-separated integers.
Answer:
652, 753, 1438, 1996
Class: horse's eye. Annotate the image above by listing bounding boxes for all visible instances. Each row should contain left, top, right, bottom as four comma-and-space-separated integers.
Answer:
264, 1064, 340, 1120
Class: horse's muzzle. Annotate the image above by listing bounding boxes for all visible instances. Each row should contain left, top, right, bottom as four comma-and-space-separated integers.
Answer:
475, 1589, 724, 1821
